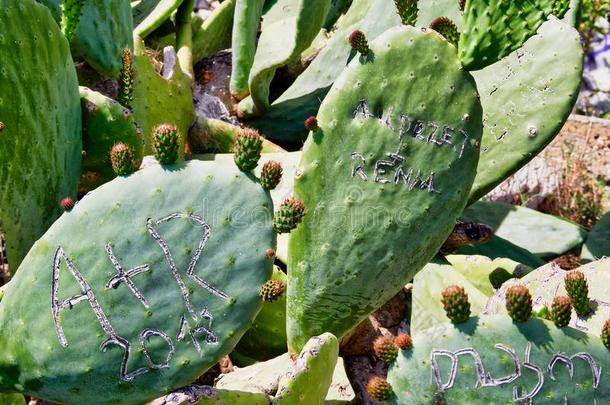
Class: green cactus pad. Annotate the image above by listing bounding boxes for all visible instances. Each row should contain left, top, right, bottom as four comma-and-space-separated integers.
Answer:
458, 0, 555, 70
134, 0, 185, 38
446, 255, 533, 296
79, 86, 144, 193
457, 234, 545, 269
148, 386, 270, 404
72, 0, 134, 78
287, 25, 483, 351
229, 0, 265, 101
467, 17, 583, 201
236, 0, 331, 118
486, 258, 610, 337
0, 394, 25, 405
0, 0, 82, 269
461, 201, 587, 260
235, 267, 287, 361
192, 0, 235, 63
131, 35, 195, 158
0, 160, 275, 404
411, 259, 489, 334
581, 211, 610, 263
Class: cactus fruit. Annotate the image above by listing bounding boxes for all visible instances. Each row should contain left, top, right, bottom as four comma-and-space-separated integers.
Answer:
394, 0, 418, 25
273, 198, 305, 234
394, 333, 413, 350
441, 285, 471, 324
348, 30, 370, 55
235, 267, 287, 361
551, 296, 572, 327
153, 124, 180, 165
603, 319, 610, 349
235, 0, 331, 118
110, 143, 136, 176
386, 315, 610, 403
0, 0, 82, 269
118, 48, 135, 109
259, 279, 285, 303
467, 18, 583, 201
505, 285, 532, 322
260, 161, 283, 191
230, 0, 265, 101
487, 259, 610, 336
234, 129, 263, 172
61, 0, 85, 41
430, 16, 459, 47
304, 116, 320, 132
367, 377, 394, 401
565, 270, 590, 317
373, 336, 399, 363
287, 25, 483, 352
0, 160, 275, 404
79, 87, 144, 192
60, 197, 75, 211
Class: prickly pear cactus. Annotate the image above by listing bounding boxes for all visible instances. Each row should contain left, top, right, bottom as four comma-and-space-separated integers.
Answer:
235, 267, 288, 361
486, 258, 610, 337
581, 211, 610, 263
72, 0, 134, 77
134, 0, 185, 38
0, 0, 82, 269
458, 0, 555, 70
386, 315, 610, 403
192, 0, 235, 63
79, 87, 144, 193
456, 234, 545, 269
131, 36, 195, 158
236, 0, 331, 118
287, 25, 483, 351
468, 17, 583, 201
0, 160, 275, 404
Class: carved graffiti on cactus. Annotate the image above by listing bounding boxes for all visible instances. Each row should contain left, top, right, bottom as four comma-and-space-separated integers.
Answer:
50, 212, 231, 382
352, 99, 471, 158
430, 342, 602, 400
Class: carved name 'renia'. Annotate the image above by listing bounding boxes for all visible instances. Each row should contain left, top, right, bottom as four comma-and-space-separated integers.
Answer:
349, 99, 473, 193
51, 213, 230, 382
431, 342, 602, 402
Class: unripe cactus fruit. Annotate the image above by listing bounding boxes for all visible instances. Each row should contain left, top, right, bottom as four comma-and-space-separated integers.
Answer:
61, 0, 85, 41
394, 333, 413, 350
304, 116, 319, 132
603, 319, 610, 348
60, 197, 75, 211
441, 285, 471, 324
505, 285, 532, 322
152, 124, 180, 165
565, 270, 590, 317
430, 17, 459, 47
551, 296, 572, 327
393, 0, 418, 26
348, 30, 370, 55
260, 279, 285, 302
234, 129, 263, 172
273, 197, 305, 234
373, 336, 398, 363
118, 48, 135, 110
260, 161, 283, 191
109, 142, 136, 176
366, 377, 393, 401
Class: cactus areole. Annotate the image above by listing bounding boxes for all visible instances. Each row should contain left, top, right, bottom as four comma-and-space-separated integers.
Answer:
0, 160, 275, 404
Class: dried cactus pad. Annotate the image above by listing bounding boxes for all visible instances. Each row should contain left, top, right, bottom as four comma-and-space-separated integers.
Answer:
387, 315, 610, 403
0, 160, 275, 405
287, 25, 483, 351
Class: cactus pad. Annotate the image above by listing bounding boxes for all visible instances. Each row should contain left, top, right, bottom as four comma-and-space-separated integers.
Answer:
0, 0, 82, 268
0, 160, 275, 404
287, 25, 483, 351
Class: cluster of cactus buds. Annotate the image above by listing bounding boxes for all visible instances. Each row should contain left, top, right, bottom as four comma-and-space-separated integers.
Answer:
505, 285, 533, 322
152, 124, 180, 165
273, 197, 305, 234
441, 285, 471, 324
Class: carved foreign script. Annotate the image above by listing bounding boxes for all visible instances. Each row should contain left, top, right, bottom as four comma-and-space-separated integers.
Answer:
430, 342, 602, 400
50, 213, 230, 382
